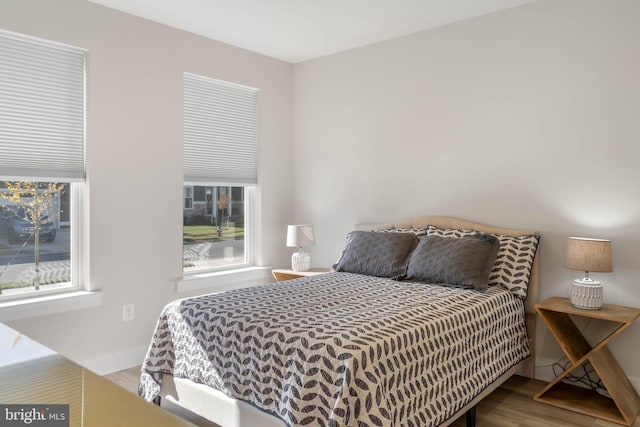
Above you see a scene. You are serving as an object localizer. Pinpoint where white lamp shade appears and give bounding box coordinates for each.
[286,225,315,248]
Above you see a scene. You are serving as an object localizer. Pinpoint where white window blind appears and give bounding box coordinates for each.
[0,31,86,181]
[184,73,258,185]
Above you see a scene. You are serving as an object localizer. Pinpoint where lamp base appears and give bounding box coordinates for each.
[570,279,603,310]
[291,251,311,272]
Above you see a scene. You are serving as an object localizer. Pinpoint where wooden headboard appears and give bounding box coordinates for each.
[357,215,540,378]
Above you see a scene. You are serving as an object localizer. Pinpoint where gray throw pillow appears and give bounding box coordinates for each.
[406,234,500,290]
[426,225,540,299]
[333,231,418,279]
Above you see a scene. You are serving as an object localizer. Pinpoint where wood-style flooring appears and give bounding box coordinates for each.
[105,367,640,427]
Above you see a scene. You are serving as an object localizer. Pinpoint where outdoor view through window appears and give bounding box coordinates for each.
[183,185,245,270]
[0,181,72,297]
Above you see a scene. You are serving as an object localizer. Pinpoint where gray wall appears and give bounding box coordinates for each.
[293,0,640,387]
[1,0,293,367]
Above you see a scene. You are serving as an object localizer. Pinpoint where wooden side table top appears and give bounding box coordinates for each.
[272,268,331,281]
[536,296,640,323]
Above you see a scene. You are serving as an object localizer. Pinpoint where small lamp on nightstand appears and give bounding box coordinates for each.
[565,237,613,310]
[286,224,315,272]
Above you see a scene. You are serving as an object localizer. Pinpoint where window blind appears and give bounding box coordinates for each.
[0,30,86,181]
[184,73,258,185]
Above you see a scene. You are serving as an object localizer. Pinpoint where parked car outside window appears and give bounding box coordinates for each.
[0,206,56,244]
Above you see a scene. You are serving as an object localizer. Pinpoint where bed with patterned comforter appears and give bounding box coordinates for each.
[139,271,530,427]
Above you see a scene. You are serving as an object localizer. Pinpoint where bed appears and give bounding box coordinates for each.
[139,216,540,427]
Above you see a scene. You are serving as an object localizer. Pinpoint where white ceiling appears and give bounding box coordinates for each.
[88,0,539,63]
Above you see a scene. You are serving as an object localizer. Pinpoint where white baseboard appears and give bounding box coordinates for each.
[77,345,148,376]
[535,357,640,394]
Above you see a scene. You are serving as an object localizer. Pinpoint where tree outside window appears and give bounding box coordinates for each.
[0,181,70,295]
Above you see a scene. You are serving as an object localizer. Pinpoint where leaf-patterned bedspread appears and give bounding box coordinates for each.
[139,272,529,427]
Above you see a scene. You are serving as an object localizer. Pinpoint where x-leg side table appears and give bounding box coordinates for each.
[534,296,640,426]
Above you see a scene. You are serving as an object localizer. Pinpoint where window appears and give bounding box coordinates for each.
[0,31,85,300]
[184,187,193,209]
[183,185,247,270]
[0,181,75,297]
[183,73,258,272]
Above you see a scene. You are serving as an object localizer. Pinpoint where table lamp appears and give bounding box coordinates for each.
[565,237,612,309]
[286,224,315,272]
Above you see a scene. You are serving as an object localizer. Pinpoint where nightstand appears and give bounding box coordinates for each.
[272,268,330,282]
[534,296,640,426]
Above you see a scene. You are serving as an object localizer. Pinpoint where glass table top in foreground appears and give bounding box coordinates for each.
[0,322,193,426]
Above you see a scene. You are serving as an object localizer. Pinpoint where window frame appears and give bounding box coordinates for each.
[182,72,259,276]
[0,29,87,304]
[184,187,194,209]
[0,181,84,303]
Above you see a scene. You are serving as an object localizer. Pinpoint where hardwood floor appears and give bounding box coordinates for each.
[105,368,640,427]
[448,375,640,427]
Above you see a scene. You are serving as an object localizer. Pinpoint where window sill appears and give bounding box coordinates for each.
[177,266,272,293]
[0,291,103,322]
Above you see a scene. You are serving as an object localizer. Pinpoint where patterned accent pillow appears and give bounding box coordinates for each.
[333,231,418,279]
[426,225,540,300]
[376,227,428,238]
[425,225,476,239]
[488,233,540,300]
[406,234,500,290]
